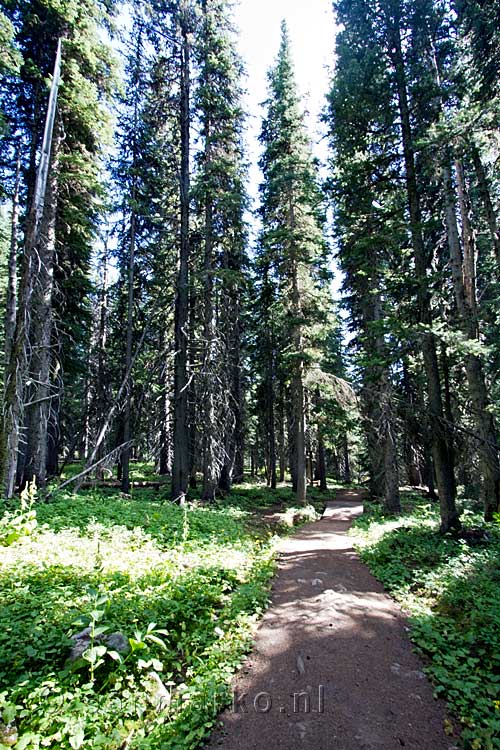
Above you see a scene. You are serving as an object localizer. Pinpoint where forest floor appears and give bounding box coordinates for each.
[205,489,455,750]
[0,476,498,750]
[0,473,325,750]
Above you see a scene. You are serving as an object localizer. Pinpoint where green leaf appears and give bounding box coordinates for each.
[15,733,39,750]
[144,634,167,650]
[82,645,107,664]
[68,726,85,750]
[129,638,146,652]
[92,625,109,637]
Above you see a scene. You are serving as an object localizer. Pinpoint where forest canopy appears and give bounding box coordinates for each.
[0,0,499,528]
[1,1,500,749]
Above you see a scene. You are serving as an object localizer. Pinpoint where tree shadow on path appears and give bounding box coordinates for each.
[205,491,455,750]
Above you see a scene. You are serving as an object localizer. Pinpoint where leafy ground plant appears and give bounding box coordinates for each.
[0,481,37,546]
[352,493,500,750]
[0,478,315,750]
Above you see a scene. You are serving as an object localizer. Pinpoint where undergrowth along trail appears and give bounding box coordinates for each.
[0,480,321,750]
[352,492,500,750]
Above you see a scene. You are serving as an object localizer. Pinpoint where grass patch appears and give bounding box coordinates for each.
[0,476,326,750]
[352,492,500,750]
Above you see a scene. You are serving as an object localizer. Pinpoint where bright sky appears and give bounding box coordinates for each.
[235,0,338,207]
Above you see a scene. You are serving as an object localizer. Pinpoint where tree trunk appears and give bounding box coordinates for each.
[359,277,399,512]
[401,362,423,486]
[331,449,339,481]
[267,346,277,489]
[158,341,172,476]
[277,385,286,482]
[95,245,109,477]
[293,368,307,504]
[187,266,198,492]
[288,193,306,504]
[361,386,385,499]
[232,354,245,483]
[290,266,306,505]
[442,156,500,519]
[121,192,136,494]
[4,151,20,369]
[226,300,244,487]
[21,126,62,489]
[423,447,437,500]
[382,392,400,513]
[288,404,297,492]
[374,285,400,512]
[470,142,500,269]
[0,44,62,499]
[456,159,477,315]
[46,393,60,477]
[201,147,218,502]
[317,432,327,491]
[342,433,351,485]
[171,20,191,504]
[387,6,459,531]
[307,447,314,487]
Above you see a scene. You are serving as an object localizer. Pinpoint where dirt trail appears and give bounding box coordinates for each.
[206,489,456,750]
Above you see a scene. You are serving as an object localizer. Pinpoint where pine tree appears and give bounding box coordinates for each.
[327,0,402,513]
[0,0,116,496]
[193,0,247,500]
[258,22,329,504]
[170,0,196,504]
[0,10,21,137]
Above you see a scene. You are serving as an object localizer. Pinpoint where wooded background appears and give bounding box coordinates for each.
[0,0,499,533]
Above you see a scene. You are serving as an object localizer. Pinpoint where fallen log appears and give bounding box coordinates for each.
[77,480,168,490]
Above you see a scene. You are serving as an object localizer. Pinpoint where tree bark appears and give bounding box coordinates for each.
[342,433,351,485]
[288,194,306,504]
[293,368,306,504]
[288,404,298,492]
[382,390,400,513]
[317,431,327,491]
[121,179,137,494]
[290,271,306,504]
[46,393,60,477]
[361,385,385,499]
[201,136,218,501]
[442,157,500,519]
[158,338,172,476]
[4,152,21,370]
[373,281,400,512]
[171,18,191,504]
[231,345,245,483]
[386,4,459,531]
[95,245,109,478]
[401,362,423,486]
[0,44,62,499]
[277,383,286,482]
[266,342,277,489]
[21,126,62,489]
[470,142,500,269]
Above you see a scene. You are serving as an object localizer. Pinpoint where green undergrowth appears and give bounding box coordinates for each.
[353,493,500,750]
[0,478,322,750]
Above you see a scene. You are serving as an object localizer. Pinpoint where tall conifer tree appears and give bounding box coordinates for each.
[258,22,328,504]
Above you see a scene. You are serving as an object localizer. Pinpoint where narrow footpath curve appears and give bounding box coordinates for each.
[206,489,456,750]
